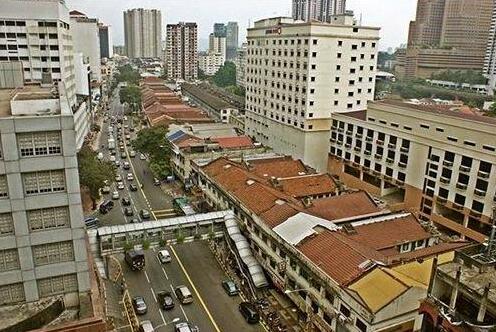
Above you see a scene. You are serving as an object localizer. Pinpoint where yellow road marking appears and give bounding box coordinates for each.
[170,245,221,332]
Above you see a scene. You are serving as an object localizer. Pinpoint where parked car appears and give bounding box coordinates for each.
[84,217,99,229]
[140,153,146,160]
[115,174,122,182]
[129,184,138,192]
[124,207,133,216]
[127,173,134,181]
[121,152,127,159]
[111,191,119,200]
[157,291,175,310]
[153,178,161,186]
[129,150,136,158]
[222,280,239,296]
[129,217,139,223]
[114,160,120,167]
[140,209,150,219]
[121,197,131,206]
[97,152,104,160]
[132,296,147,315]
[117,182,125,190]
[123,161,130,170]
[239,302,259,324]
[110,155,116,162]
[174,322,198,332]
[139,320,153,332]
[101,186,111,194]
[175,285,193,304]
[158,250,171,263]
[99,200,114,214]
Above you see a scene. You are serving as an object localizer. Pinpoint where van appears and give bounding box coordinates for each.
[99,200,114,214]
[174,285,193,304]
[239,302,260,324]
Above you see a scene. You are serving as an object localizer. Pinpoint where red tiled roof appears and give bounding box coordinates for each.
[308,191,380,222]
[260,204,300,228]
[212,136,254,149]
[247,157,309,179]
[278,174,337,198]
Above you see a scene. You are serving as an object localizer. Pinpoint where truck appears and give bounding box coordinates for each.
[125,249,145,271]
[108,137,115,150]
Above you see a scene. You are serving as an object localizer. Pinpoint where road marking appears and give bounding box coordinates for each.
[161,267,169,280]
[169,245,221,332]
[179,304,189,322]
[150,287,157,302]
[158,309,167,327]
[144,271,150,284]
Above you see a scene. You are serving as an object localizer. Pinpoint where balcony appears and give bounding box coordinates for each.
[344,143,351,149]
[398,162,407,169]
[474,188,486,197]
[470,210,482,218]
[388,143,396,149]
[443,160,453,168]
[354,146,361,152]
[356,133,363,139]
[376,140,384,146]
[337,127,344,133]
[374,153,382,160]
[330,138,336,143]
[437,196,447,204]
[346,130,353,135]
[336,140,343,146]
[400,146,409,153]
[477,170,490,179]
[453,202,464,210]
[440,176,450,184]
[386,158,394,164]
[364,150,372,156]
[365,136,373,142]
[459,165,471,173]
[331,125,337,130]
[456,182,467,190]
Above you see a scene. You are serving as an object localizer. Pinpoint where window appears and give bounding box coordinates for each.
[38,274,78,297]
[18,132,62,157]
[356,318,367,332]
[447,136,458,142]
[0,213,14,236]
[340,304,351,317]
[23,170,66,195]
[32,241,74,266]
[0,249,19,271]
[0,176,8,198]
[0,283,25,305]
[27,206,69,231]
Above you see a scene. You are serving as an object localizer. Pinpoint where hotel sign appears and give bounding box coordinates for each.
[265,26,282,35]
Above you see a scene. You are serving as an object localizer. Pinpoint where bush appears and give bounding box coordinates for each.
[176,232,185,244]
[142,239,150,250]
[123,242,133,251]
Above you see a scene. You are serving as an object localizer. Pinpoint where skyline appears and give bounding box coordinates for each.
[66,0,417,51]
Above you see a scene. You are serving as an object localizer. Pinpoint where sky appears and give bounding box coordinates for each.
[66,0,417,51]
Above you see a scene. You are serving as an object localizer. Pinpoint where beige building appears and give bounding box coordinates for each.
[166,22,198,81]
[235,43,247,87]
[328,100,496,243]
[199,52,224,76]
[245,16,379,171]
[123,8,162,59]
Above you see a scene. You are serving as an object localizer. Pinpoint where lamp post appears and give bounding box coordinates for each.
[284,288,314,331]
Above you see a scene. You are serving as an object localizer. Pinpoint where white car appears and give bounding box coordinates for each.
[114,160,120,167]
[110,155,116,162]
[140,153,146,160]
[97,152,104,160]
[125,134,131,140]
[127,173,134,181]
[117,182,125,190]
[111,191,119,200]
[158,250,171,263]
[115,174,122,182]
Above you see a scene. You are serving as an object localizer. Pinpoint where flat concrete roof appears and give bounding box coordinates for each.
[0,85,60,117]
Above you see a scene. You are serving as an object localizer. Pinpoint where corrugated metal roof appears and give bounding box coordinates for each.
[273,212,340,245]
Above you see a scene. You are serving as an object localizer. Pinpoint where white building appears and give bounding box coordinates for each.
[235,43,247,87]
[166,22,198,81]
[70,11,101,83]
[0,85,91,308]
[245,16,379,171]
[199,52,225,76]
[123,8,162,59]
[292,0,347,22]
[484,4,496,95]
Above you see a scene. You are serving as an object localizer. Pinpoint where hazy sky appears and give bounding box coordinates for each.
[66,0,417,51]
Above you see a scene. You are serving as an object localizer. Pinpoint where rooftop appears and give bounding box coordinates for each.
[0,85,61,117]
[276,174,338,198]
[308,191,381,222]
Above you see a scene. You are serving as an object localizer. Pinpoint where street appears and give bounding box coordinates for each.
[92,88,263,332]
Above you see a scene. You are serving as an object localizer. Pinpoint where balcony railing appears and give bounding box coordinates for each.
[374,153,382,160]
[354,147,361,152]
[456,182,467,190]
[440,176,450,184]
[400,146,409,153]
[459,165,471,173]
[478,170,490,179]
[365,136,373,142]
[474,188,486,197]
[386,158,394,164]
[398,162,407,169]
[443,160,453,167]
[388,143,396,149]
[364,150,371,156]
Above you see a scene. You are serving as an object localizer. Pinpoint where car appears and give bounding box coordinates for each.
[121,197,131,206]
[114,160,120,167]
[110,155,116,162]
[140,209,150,219]
[153,178,160,186]
[124,124,129,129]
[111,191,119,200]
[129,217,140,223]
[124,207,133,216]
[84,217,99,229]
[239,302,260,324]
[157,291,175,310]
[174,322,198,332]
[140,153,146,160]
[99,200,114,214]
[121,152,127,159]
[97,152,104,160]
[123,116,128,121]
[132,296,147,315]
[115,174,122,182]
[119,146,125,152]
[222,280,239,296]
[111,150,117,156]
[125,134,131,140]
[123,161,130,170]
[117,182,125,190]
[130,127,135,132]
[157,250,171,263]
[129,184,138,192]
[101,186,111,194]
[129,150,136,158]
[174,285,193,304]
[139,320,153,332]
[127,173,134,181]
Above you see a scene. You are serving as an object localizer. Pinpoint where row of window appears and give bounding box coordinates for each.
[0,207,70,238]
[23,170,66,195]
[247,37,376,49]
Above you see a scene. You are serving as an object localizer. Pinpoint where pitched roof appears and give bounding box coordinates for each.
[247,157,309,179]
[213,136,254,149]
[278,174,337,198]
[308,191,380,222]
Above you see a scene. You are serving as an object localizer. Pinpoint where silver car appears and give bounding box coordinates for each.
[133,296,147,315]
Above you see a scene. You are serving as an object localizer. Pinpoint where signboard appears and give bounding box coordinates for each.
[265,27,281,35]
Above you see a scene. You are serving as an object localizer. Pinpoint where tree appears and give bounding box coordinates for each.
[131,126,172,178]
[119,85,142,111]
[225,85,245,97]
[115,64,140,85]
[212,62,236,87]
[77,146,115,209]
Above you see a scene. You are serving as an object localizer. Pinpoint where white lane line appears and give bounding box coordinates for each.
[144,270,150,284]
[168,284,189,322]
[169,283,175,295]
[179,304,189,322]
[159,309,167,327]
[161,267,169,280]
[150,287,157,303]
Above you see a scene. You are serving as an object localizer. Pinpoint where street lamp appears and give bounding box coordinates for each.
[284,288,313,331]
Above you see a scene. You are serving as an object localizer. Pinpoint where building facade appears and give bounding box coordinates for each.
[0,85,90,308]
[123,8,162,58]
[98,23,113,59]
[245,16,379,171]
[166,22,198,81]
[408,0,445,47]
[199,52,224,76]
[292,0,347,22]
[69,11,102,83]
[235,43,247,87]
[484,4,496,95]
[328,100,496,243]
[226,22,239,60]
[208,33,226,62]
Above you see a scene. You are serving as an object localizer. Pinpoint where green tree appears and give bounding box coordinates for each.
[225,85,245,97]
[119,85,142,112]
[115,64,140,85]
[212,62,236,87]
[131,126,172,178]
[488,102,496,117]
[77,146,115,209]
